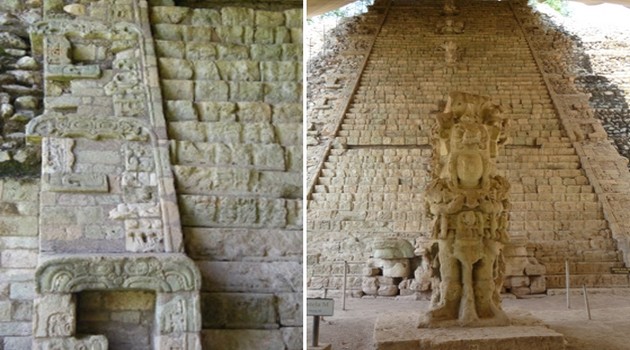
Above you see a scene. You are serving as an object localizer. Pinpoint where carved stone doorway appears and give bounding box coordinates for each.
[33,255,201,350]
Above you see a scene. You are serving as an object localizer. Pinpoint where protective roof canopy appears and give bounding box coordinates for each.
[307,0,630,18]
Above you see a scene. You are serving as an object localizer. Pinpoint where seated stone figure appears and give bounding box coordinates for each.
[421,91,510,328]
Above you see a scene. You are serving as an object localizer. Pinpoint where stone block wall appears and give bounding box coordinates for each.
[151,5,303,349]
[0,179,39,349]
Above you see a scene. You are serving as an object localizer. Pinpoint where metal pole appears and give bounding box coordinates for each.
[582,285,591,320]
[311,315,320,347]
[342,261,348,311]
[565,259,570,309]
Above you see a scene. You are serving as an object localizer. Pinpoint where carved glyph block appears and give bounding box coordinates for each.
[34,335,107,350]
[33,294,75,338]
[156,292,202,334]
[43,173,109,193]
[46,64,101,80]
[42,138,74,174]
[157,333,202,350]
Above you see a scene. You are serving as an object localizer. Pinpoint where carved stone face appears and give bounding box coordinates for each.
[456,153,484,188]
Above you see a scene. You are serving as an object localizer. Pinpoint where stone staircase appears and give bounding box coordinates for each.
[499,140,626,288]
[151,5,304,344]
[308,0,629,290]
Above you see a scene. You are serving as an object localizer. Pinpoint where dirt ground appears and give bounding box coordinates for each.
[307,290,630,349]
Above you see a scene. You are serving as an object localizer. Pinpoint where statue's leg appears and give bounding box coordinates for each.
[458,256,479,325]
[427,238,461,322]
[473,240,508,323]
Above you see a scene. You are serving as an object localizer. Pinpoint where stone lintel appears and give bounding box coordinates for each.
[374,312,565,350]
[36,253,201,294]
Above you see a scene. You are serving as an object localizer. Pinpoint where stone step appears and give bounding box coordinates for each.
[505,219,608,232]
[501,168,588,178]
[542,261,625,275]
[535,250,622,263]
[508,192,598,203]
[172,165,301,199]
[170,140,298,171]
[167,121,301,146]
[509,210,604,221]
[545,273,629,289]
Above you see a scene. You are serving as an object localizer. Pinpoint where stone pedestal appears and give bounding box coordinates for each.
[308,343,332,350]
[374,312,565,350]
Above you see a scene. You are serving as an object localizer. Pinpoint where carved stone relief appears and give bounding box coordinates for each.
[34,294,75,338]
[42,138,74,174]
[441,41,459,65]
[44,36,71,65]
[43,172,109,193]
[27,113,150,142]
[34,335,108,350]
[32,2,200,349]
[46,64,101,80]
[421,92,510,328]
[36,255,201,294]
[104,69,146,118]
[441,0,459,16]
[436,19,464,34]
[157,293,201,334]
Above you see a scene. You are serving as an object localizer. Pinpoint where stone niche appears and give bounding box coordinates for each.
[32,255,201,350]
[76,290,156,349]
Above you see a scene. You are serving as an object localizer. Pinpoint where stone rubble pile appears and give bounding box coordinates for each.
[361,239,417,297]
[0,4,43,176]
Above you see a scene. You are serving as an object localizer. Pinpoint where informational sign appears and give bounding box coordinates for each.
[611,267,630,274]
[307,298,334,316]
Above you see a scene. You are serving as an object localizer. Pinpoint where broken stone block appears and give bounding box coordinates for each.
[367,258,411,278]
[378,285,398,296]
[511,286,531,296]
[363,267,380,276]
[504,275,530,289]
[529,276,546,294]
[372,238,415,259]
[361,277,378,295]
[525,263,547,276]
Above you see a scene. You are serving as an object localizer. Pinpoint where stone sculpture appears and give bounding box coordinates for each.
[421,91,510,327]
[442,0,459,16]
[441,41,458,65]
[436,19,464,34]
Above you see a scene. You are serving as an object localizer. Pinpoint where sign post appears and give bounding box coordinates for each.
[307,298,334,348]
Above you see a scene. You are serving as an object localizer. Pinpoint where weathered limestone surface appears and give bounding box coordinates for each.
[307,0,629,295]
[374,312,565,350]
[0,1,302,348]
[25,0,203,349]
[153,5,303,349]
[0,179,39,347]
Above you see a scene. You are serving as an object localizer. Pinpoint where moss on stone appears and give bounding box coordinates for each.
[0,159,40,179]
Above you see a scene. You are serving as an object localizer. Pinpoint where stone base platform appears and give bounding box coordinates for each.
[308,343,332,350]
[374,312,565,350]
